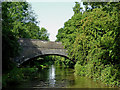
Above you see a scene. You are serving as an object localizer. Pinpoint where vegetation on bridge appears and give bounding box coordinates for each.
[56,2,120,87]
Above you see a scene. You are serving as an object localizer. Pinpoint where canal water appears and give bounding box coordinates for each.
[18,65,111,88]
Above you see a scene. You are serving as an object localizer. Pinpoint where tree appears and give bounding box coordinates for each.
[73,2,83,14]
[56,2,120,86]
[56,28,64,42]
[39,27,49,41]
[56,2,84,58]
[2,1,49,71]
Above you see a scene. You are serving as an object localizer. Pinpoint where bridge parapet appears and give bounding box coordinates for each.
[19,38,64,49]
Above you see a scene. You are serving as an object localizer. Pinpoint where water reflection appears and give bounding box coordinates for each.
[17,65,112,88]
[49,65,56,87]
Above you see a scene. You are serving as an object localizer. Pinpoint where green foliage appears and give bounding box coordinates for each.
[2,55,56,88]
[21,68,38,80]
[56,2,120,87]
[2,1,50,71]
[52,56,74,68]
[73,2,82,14]
[2,2,50,40]
[2,1,50,88]
[2,67,24,87]
[39,27,50,41]
[2,67,39,88]
[56,28,64,42]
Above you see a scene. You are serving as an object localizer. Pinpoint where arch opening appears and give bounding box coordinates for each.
[19,54,71,67]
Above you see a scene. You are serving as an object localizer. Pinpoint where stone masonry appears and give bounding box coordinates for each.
[14,38,68,65]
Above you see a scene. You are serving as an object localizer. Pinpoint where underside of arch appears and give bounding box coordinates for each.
[18,53,70,66]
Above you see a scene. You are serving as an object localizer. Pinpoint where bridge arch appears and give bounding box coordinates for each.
[18,54,70,66]
[14,38,69,66]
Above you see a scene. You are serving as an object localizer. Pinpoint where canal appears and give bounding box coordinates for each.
[17,64,111,88]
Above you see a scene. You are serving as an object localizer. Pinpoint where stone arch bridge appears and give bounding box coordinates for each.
[14,38,68,66]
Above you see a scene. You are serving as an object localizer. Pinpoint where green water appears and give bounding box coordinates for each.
[18,65,114,88]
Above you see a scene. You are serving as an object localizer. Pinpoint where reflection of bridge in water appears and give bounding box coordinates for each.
[14,38,68,65]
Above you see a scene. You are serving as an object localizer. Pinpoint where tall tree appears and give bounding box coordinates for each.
[56,2,120,86]
[2,1,49,71]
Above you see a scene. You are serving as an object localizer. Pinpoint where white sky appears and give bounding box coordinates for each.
[28,1,84,41]
[27,0,82,2]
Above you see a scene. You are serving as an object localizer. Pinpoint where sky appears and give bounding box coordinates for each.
[28,1,84,41]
